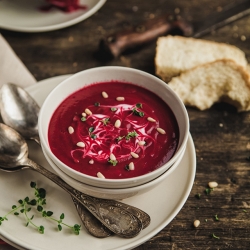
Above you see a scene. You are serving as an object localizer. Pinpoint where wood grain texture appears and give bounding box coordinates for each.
[1,0,250,249]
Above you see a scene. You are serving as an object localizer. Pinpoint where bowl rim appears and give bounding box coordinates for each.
[38,66,189,185]
[42,141,186,193]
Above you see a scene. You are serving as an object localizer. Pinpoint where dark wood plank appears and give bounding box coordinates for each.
[1,0,250,249]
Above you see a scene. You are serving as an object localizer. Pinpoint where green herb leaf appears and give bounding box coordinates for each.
[108,159,118,166]
[214,214,219,221]
[126,131,138,140]
[116,136,124,142]
[205,188,213,195]
[38,188,46,199]
[30,182,36,188]
[102,118,110,125]
[29,199,37,206]
[60,213,65,220]
[136,103,142,108]
[212,233,220,239]
[58,224,62,231]
[46,211,53,217]
[37,205,43,212]
[195,193,201,199]
[81,117,86,122]
[39,226,45,234]
[132,108,144,117]
[125,165,130,171]
[111,107,117,112]
[89,127,95,133]
[91,134,97,139]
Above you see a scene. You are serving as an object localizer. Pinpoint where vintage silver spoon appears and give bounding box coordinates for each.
[0,83,151,237]
[0,123,143,238]
[0,83,40,144]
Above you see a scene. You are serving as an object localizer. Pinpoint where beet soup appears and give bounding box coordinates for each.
[48,81,179,179]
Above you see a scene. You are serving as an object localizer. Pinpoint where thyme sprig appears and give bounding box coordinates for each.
[125,131,138,140]
[0,182,81,235]
[108,159,118,166]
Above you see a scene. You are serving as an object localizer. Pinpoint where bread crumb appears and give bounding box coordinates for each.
[241,35,246,41]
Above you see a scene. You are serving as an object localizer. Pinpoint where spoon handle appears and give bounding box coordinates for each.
[71,197,113,238]
[25,158,143,238]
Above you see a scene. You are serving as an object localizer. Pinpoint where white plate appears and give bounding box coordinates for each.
[0,0,106,32]
[0,75,196,250]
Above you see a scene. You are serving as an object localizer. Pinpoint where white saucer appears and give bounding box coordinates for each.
[0,0,106,32]
[0,75,196,250]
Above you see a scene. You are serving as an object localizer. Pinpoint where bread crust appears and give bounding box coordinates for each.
[168,59,250,112]
[155,35,248,82]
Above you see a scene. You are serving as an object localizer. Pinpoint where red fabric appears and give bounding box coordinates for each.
[0,239,7,244]
[45,0,87,12]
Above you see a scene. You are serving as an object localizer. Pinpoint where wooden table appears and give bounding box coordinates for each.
[1,0,250,249]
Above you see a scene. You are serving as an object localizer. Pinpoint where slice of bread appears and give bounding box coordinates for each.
[155,35,248,82]
[168,59,250,112]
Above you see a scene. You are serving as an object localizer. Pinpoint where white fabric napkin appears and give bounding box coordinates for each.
[0,34,37,88]
[0,34,37,249]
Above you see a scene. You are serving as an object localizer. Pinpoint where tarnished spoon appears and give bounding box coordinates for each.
[0,83,40,144]
[0,83,151,237]
[0,123,143,238]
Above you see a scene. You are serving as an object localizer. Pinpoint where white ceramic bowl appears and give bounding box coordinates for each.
[38,66,189,189]
[42,143,186,200]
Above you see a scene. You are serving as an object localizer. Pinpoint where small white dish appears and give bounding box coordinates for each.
[39,67,190,189]
[0,0,106,32]
[0,75,196,250]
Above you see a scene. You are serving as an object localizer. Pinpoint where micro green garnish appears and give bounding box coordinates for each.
[94,102,100,107]
[116,136,124,142]
[125,165,130,171]
[126,131,138,140]
[81,117,86,122]
[205,188,213,195]
[195,193,201,199]
[211,233,220,239]
[136,103,142,108]
[0,181,81,235]
[214,214,219,221]
[108,159,118,166]
[111,107,117,112]
[89,127,96,139]
[132,108,144,117]
[243,209,247,213]
[102,118,110,125]
[89,127,95,133]
[91,134,97,139]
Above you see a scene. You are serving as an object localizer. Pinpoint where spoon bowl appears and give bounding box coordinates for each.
[0,123,28,167]
[0,83,40,143]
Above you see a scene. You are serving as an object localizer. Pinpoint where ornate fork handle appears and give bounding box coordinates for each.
[26,158,143,238]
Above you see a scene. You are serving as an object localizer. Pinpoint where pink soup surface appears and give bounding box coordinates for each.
[48,81,179,179]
